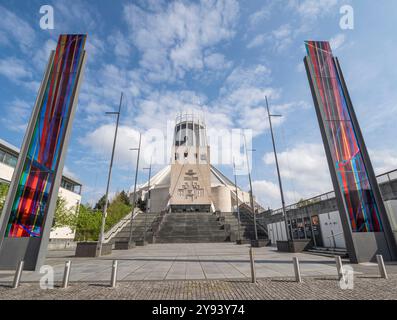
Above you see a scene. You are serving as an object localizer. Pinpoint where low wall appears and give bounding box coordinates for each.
[47,239,77,251]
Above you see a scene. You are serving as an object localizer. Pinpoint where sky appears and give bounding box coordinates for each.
[0,0,397,210]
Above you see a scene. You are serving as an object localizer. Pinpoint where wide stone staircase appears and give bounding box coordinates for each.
[107,212,161,245]
[106,208,269,245]
[154,212,228,243]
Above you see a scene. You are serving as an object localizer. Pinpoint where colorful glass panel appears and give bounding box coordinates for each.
[305,40,382,232]
[6,34,86,237]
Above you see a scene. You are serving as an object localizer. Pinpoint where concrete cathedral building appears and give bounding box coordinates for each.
[101,113,268,245]
[132,114,263,215]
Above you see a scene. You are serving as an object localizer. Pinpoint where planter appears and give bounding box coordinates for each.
[236,239,251,245]
[277,239,312,253]
[251,239,271,248]
[114,241,136,250]
[75,242,112,257]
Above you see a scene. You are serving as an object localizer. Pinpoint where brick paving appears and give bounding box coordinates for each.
[1,275,396,300]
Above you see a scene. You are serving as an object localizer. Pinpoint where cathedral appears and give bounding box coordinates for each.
[133,113,264,215]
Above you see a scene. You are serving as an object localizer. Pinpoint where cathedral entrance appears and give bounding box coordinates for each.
[170,205,211,213]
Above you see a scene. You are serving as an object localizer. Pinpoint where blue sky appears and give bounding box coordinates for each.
[0,0,396,209]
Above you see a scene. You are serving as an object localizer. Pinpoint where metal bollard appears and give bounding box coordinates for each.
[62,260,72,289]
[293,257,302,283]
[249,247,256,283]
[110,260,118,288]
[376,255,388,279]
[12,260,24,289]
[335,256,344,281]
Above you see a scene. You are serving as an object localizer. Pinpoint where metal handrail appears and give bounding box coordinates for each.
[325,231,345,249]
[326,231,344,239]
[103,209,141,243]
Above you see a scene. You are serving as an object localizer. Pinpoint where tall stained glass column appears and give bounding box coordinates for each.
[0,35,87,270]
[304,40,397,262]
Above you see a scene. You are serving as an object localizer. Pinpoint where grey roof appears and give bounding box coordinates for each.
[0,138,82,186]
[0,138,20,155]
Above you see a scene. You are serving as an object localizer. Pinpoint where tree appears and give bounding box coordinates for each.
[52,196,76,229]
[0,182,9,215]
[74,204,102,241]
[117,190,131,206]
[136,197,146,211]
[105,195,132,231]
[94,194,108,211]
[74,193,133,242]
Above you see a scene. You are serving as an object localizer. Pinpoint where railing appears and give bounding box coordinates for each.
[234,204,268,236]
[326,231,345,249]
[104,209,141,243]
[152,211,168,239]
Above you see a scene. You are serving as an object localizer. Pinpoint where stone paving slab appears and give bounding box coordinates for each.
[0,243,396,284]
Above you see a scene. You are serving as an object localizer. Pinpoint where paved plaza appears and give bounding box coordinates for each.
[1,243,396,282]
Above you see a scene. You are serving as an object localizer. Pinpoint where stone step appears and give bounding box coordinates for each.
[155,237,228,243]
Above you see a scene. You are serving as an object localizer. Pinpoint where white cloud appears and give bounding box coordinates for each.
[32,39,58,72]
[216,64,310,137]
[0,5,36,52]
[1,98,32,132]
[53,2,99,31]
[288,0,339,18]
[252,179,299,209]
[247,24,294,52]
[79,124,143,167]
[204,53,232,70]
[248,6,272,27]
[263,143,333,200]
[369,149,397,175]
[123,0,239,81]
[63,166,79,181]
[222,64,272,92]
[0,57,32,82]
[107,31,133,59]
[329,33,346,51]
[247,34,266,49]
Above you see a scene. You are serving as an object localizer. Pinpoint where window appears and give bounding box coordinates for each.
[0,150,17,168]
[60,179,81,194]
[4,153,17,167]
[0,150,5,163]
[200,154,206,161]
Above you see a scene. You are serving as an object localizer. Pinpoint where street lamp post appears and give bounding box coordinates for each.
[128,132,142,247]
[243,133,258,242]
[265,95,291,241]
[97,92,123,256]
[142,159,152,244]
